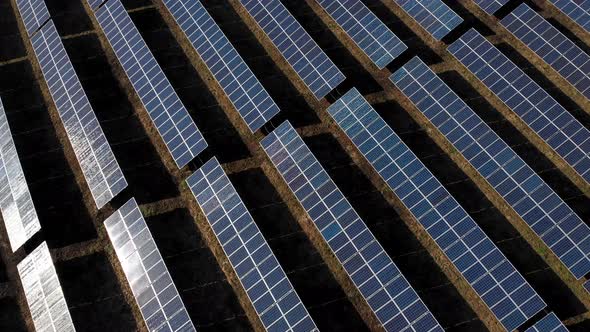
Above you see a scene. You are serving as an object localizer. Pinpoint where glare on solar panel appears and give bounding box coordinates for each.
[549,0,590,33]
[29,20,127,209]
[17,242,76,332]
[391,55,590,280]
[15,0,50,36]
[187,157,317,331]
[393,0,463,40]
[162,0,280,132]
[525,312,569,332]
[104,198,195,332]
[473,0,509,15]
[0,98,41,252]
[328,88,546,331]
[501,4,590,99]
[93,0,207,168]
[317,0,407,69]
[261,121,443,332]
[239,0,346,99]
[448,28,590,186]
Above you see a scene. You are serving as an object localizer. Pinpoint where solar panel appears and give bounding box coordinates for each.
[584,279,590,293]
[104,198,195,332]
[525,312,569,332]
[0,98,41,252]
[14,0,50,36]
[239,0,346,99]
[29,20,128,209]
[161,0,280,132]
[17,242,75,332]
[549,0,590,33]
[317,0,407,69]
[87,0,105,11]
[328,88,546,331]
[473,0,509,15]
[391,56,590,280]
[260,120,442,332]
[448,28,590,185]
[393,0,463,40]
[501,4,590,99]
[187,157,317,331]
[93,0,207,168]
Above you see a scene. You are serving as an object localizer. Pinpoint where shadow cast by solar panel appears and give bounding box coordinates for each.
[0,62,97,248]
[228,168,370,331]
[44,0,93,36]
[62,34,179,203]
[120,0,153,10]
[0,298,27,332]
[303,133,487,330]
[57,253,136,332]
[373,100,586,318]
[146,208,253,331]
[439,70,590,223]
[0,2,26,61]
[570,319,590,332]
[202,1,321,129]
[128,8,251,164]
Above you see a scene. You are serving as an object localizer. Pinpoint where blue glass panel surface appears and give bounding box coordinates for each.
[393,0,463,40]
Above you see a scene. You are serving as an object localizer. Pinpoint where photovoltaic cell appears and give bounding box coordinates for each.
[317,0,407,68]
[30,21,127,209]
[391,56,590,280]
[15,0,50,36]
[501,4,590,99]
[104,198,195,332]
[93,0,207,168]
[525,312,569,332]
[260,121,442,332]
[0,99,41,252]
[239,0,346,99]
[549,0,590,33]
[87,0,105,11]
[393,0,463,40]
[448,28,590,185]
[187,157,317,331]
[473,0,508,15]
[17,242,75,332]
[328,88,546,331]
[161,0,280,132]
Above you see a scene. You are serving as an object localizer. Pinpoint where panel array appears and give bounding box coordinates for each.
[161,0,280,132]
[473,0,508,15]
[261,121,442,332]
[391,56,590,279]
[239,0,345,99]
[393,0,463,40]
[17,242,75,332]
[15,0,50,36]
[30,21,127,208]
[187,157,316,331]
[328,88,546,331]
[525,312,569,332]
[93,0,207,168]
[448,28,590,184]
[501,4,590,99]
[317,0,407,69]
[104,198,195,332]
[549,0,590,33]
[0,99,41,251]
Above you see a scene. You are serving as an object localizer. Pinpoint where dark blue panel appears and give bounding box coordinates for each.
[394,0,463,40]
[15,0,50,36]
[474,0,508,14]
[525,312,568,332]
[549,0,590,33]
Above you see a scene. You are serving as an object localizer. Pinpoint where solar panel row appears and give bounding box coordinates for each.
[104,198,195,332]
[30,21,128,209]
[473,0,509,15]
[549,0,590,33]
[449,28,590,185]
[317,0,407,69]
[0,98,41,252]
[187,157,317,331]
[501,4,590,99]
[161,0,280,132]
[393,0,463,40]
[525,312,569,332]
[392,56,590,280]
[15,0,50,36]
[88,0,104,11]
[92,0,207,168]
[17,242,76,332]
[261,121,443,332]
[239,0,346,99]
[328,88,546,331]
